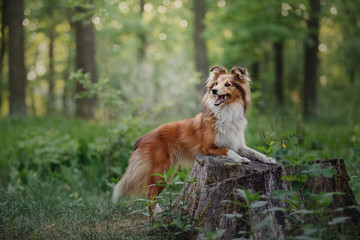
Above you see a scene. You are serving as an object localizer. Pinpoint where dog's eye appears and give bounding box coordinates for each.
[225,83,231,87]
[215,82,218,86]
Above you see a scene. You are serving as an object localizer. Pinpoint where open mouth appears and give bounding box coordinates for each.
[214,94,230,106]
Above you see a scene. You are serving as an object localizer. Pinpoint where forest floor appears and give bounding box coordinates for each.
[0,115,359,239]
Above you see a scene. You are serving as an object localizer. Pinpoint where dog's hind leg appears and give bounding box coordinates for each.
[146,174,165,213]
[146,162,173,214]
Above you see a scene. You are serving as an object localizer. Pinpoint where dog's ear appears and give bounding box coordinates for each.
[209,66,227,79]
[206,66,227,90]
[210,66,227,74]
[231,66,251,82]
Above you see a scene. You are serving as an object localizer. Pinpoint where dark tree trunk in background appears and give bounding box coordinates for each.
[194,0,208,93]
[138,0,146,61]
[349,68,355,84]
[303,0,320,118]
[251,61,260,81]
[0,1,8,113]
[62,40,72,115]
[6,0,27,117]
[47,15,55,115]
[251,61,266,113]
[274,41,284,105]
[73,7,97,119]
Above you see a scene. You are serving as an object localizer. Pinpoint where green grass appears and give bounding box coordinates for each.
[0,181,150,239]
[0,113,359,239]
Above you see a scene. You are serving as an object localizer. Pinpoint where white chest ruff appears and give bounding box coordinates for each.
[209,103,247,152]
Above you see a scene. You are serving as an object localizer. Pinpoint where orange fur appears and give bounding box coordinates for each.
[112,66,275,207]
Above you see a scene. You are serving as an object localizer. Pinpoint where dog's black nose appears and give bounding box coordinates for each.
[212,89,218,94]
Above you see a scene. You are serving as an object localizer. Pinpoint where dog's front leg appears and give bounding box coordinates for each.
[238,146,277,164]
[207,147,251,163]
[226,149,251,163]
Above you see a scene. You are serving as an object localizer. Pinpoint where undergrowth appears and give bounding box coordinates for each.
[0,112,359,239]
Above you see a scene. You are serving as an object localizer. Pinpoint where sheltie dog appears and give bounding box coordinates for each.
[112,66,277,211]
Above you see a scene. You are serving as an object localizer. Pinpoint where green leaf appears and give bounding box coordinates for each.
[301,164,322,176]
[322,166,336,178]
[173,219,184,228]
[328,217,350,225]
[272,189,296,199]
[301,223,326,236]
[212,229,226,239]
[248,192,262,202]
[166,165,176,179]
[253,216,271,231]
[250,201,267,209]
[290,209,314,215]
[177,172,188,180]
[281,175,296,181]
[152,173,165,178]
[129,209,149,216]
[236,189,247,200]
[284,199,299,210]
[221,213,244,218]
[291,181,302,191]
[135,198,149,203]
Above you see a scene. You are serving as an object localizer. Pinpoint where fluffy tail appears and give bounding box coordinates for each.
[112,151,150,203]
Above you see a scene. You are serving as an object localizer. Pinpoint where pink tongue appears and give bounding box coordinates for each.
[215,96,224,105]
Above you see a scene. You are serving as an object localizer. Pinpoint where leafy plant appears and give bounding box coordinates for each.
[196,227,226,240]
[130,166,197,238]
[222,188,269,239]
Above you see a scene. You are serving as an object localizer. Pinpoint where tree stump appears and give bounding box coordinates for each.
[175,156,359,239]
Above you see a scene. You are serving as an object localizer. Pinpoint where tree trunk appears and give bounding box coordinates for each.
[47,25,55,115]
[251,61,260,82]
[138,0,146,61]
[304,159,360,232]
[193,0,208,93]
[62,18,73,116]
[303,0,320,118]
[73,6,97,119]
[0,1,8,113]
[274,41,284,105]
[175,156,359,239]
[6,0,27,117]
[62,42,72,116]
[349,68,355,84]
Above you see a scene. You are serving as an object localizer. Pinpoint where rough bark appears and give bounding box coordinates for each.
[304,159,359,231]
[6,0,27,117]
[303,0,320,118]
[176,156,359,239]
[73,6,97,119]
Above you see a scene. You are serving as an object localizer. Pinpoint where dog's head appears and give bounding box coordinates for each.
[203,66,251,112]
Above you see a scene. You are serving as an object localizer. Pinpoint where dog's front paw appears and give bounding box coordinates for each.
[260,156,277,165]
[227,150,251,164]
